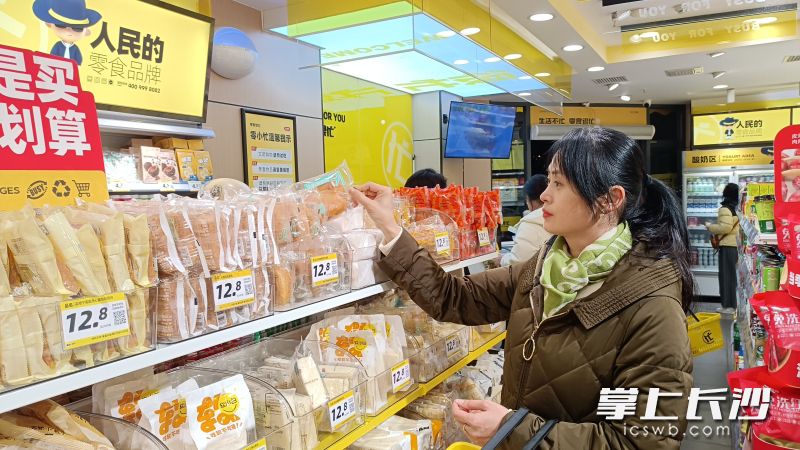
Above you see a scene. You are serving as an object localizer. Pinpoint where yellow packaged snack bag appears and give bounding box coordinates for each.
[5,208,72,296]
[176,149,198,182]
[14,298,56,380]
[74,224,113,294]
[30,296,79,374]
[99,213,135,292]
[19,399,115,449]
[195,150,213,182]
[185,374,255,450]
[0,417,95,450]
[0,296,31,386]
[122,213,154,287]
[40,211,108,297]
[119,289,151,354]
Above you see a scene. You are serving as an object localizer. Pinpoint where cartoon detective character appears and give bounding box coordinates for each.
[33,0,102,66]
[719,117,738,140]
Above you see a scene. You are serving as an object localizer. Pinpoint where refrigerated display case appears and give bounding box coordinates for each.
[682,159,773,297]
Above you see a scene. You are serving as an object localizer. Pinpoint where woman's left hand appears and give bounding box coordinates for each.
[452,399,511,446]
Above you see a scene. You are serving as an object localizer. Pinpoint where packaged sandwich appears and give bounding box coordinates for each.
[185,199,226,273]
[407,209,460,264]
[271,193,310,247]
[165,198,209,278]
[185,374,255,450]
[0,240,11,297]
[121,212,156,287]
[137,378,199,448]
[0,296,31,386]
[19,400,115,449]
[0,416,97,449]
[294,161,353,221]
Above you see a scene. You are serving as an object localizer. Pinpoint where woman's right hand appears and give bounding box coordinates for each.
[349,183,402,243]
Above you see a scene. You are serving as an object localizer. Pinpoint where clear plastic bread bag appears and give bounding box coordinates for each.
[184,373,255,450]
[407,208,460,264]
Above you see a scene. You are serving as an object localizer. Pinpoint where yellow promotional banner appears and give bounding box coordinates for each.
[531,106,647,127]
[683,148,773,169]
[794,108,800,125]
[2,0,213,120]
[241,110,298,191]
[693,109,792,147]
[0,171,108,210]
[322,70,413,188]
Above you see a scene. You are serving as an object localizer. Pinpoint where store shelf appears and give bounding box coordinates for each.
[0,252,498,413]
[323,331,507,450]
[98,116,215,139]
[738,214,777,245]
[107,180,202,195]
[691,266,719,274]
[686,212,718,217]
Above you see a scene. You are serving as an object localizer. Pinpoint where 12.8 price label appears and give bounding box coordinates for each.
[328,390,357,431]
[60,293,130,350]
[240,438,266,450]
[435,232,450,255]
[391,359,412,393]
[212,269,255,312]
[477,228,491,247]
[311,254,339,287]
[445,333,462,360]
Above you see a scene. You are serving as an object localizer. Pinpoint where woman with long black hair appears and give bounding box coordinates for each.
[351,127,694,449]
[706,182,740,313]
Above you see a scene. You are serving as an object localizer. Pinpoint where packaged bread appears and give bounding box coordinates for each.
[14,297,57,380]
[156,277,192,342]
[277,388,318,450]
[0,241,10,297]
[114,200,186,278]
[74,223,113,294]
[232,203,258,270]
[407,211,460,264]
[121,212,155,287]
[0,416,97,450]
[39,209,108,297]
[165,199,209,278]
[70,207,136,292]
[19,400,115,449]
[294,161,353,220]
[252,265,271,318]
[299,189,326,237]
[269,264,294,311]
[351,428,411,450]
[185,199,225,272]
[185,373,255,450]
[4,207,73,296]
[119,289,152,354]
[255,194,278,266]
[272,193,310,246]
[0,296,31,385]
[292,356,328,409]
[137,378,198,448]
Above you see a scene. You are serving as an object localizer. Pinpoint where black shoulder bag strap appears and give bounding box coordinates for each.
[481,409,559,450]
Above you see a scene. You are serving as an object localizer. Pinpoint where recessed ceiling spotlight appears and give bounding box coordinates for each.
[529,13,554,21]
[535,72,551,77]
[484,56,501,63]
[518,92,532,97]
[460,27,481,36]
[518,75,533,80]
[587,66,605,72]
[713,84,729,89]
[504,53,522,60]
[709,51,726,58]
[453,59,470,65]
[608,83,619,91]
[612,10,631,21]
[620,95,631,102]
[712,71,726,79]
[745,16,777,25]
[435,30,456,38]
[639,31,659,39]
[563,44,583,52]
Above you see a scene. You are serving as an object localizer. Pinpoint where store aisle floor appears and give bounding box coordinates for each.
[681,303,735,450]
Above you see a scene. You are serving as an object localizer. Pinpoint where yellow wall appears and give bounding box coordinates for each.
[322,70,414,188]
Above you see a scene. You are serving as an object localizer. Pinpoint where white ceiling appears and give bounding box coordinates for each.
[231,0,800,105]
[492,0,800,104]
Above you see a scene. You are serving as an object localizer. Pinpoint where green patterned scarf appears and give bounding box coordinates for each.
[540,222,633,319]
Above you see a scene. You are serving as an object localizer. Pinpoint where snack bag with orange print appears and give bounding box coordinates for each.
[137,378,199,449]
[185,374,255,450]
[327,328,387,415]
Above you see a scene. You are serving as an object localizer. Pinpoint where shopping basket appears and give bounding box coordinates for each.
[687,312,724,357]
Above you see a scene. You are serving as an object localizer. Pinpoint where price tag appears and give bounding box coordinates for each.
[434,232,450,255]
[160,181,175,192]
[188,181,202,190]
[311,253,339,287]
[60,293,130,350]
[477,228,491,247]
[445,333,462,360]
[212,269,255,312]
[391,359,412,393]
[328,390,357,431]
[109,181,125,191]
[240,439,266,450]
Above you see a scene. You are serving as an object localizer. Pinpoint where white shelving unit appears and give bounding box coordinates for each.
[738,213,778,245]
[0,252,497,414]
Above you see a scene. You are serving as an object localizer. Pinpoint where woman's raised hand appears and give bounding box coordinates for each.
[349,183,402,243]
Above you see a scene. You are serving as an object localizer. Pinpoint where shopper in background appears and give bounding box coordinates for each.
[705,182,740,314]
[405,168,447,189]
[351,127,693,450]
[501,174,551,266]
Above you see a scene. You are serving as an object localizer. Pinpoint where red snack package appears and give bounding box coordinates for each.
[751,291,800,388]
